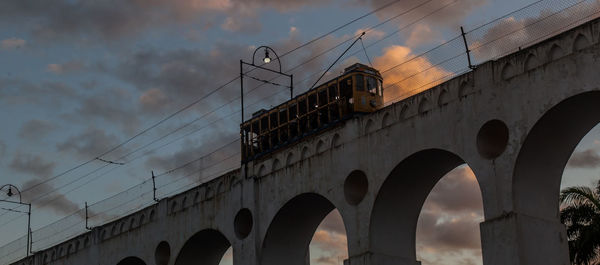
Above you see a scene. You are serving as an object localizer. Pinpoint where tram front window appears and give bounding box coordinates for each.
[366,76,378,95]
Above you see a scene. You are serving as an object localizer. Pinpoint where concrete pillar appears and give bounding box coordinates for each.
[480,212,569,265]
[344,252,420,265]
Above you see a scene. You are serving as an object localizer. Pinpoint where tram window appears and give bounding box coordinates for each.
[251,121,259,134]
[355,75,364,91]
[299,98,307,116]
[279,108,288,124]
[289,103,297,119]
[378,80,383,96]
[260,116,268,134]
[340,76,352,99]
[309,93,317,111]
[270,112,278,128]
[328,85,338,101]
[318,89,327,107]
[367,76,378,94]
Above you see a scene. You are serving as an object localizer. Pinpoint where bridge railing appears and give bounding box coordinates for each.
[1,0,600,264]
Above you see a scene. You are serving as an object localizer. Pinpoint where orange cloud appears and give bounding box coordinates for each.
[1,37,26,50]
[373,45,450,103]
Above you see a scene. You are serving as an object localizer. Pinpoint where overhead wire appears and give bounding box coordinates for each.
[6,0,446,211]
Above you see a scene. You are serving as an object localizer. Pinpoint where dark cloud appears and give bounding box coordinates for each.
[67,86,141,133]
[0,0,329,42]
[57,127,123,158]
[144,125,238,180]
[9,153,56,178]
[18,119,56,140]
[21,179,81,216]
[568,149,600,169]
[0,79,77,107]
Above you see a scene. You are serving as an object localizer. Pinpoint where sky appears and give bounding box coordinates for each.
[1,0,600,264]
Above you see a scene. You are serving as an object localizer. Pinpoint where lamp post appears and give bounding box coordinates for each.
[0,184,32,256]
[239,46,293,174]
[240,46,293,124]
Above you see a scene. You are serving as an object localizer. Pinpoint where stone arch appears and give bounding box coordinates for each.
[257,164,266,178]
[285,152,294,167]
[139,214,145,226]
[370,149,478,262]
[365,119,375,134]
[315,139,325,153]
[514,91,600,219]
[261,193,346,265]
[149,210,155,221]
[331,133,341,148]
[272,158,280,172]
[437,89,449,106]
[129,217,136,229]
[171,200,178,214]
[120,222,125,233]
[548,43,564,61]
[300,146,310,160]
[111,225,117,236]
[117,256,146,265]
[193,191,200,203]
[512,91,600,263]
[573,33,589,51]
[524,53,538,72]
[399,104,409,120]
[418,98,430,114]
[181,196,188,210]
[501,62,515,80]
[75,240,80,251]
[458,81,469,98]
[67,244,72,255]
[381,112,391,128]
[174,229,231,265]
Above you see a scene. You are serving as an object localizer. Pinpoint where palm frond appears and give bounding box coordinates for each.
[560,186,600,211]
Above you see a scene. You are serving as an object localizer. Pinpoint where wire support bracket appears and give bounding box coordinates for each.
[461,26,477,70]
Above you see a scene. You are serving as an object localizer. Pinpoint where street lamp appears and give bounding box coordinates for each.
[0,184,32,256]
[239,46,293,176]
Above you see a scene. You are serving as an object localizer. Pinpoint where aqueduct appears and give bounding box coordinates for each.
[12,16,600,265]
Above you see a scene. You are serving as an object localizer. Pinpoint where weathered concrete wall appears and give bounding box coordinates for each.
[12,17,600,265]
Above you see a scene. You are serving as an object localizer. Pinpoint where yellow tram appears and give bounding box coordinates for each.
[241,63,384,162]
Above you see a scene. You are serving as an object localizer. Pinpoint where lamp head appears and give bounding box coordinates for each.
[7,186,13,197]
[263,48,271,63]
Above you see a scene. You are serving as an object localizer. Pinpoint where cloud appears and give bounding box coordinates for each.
[404,24,441,48]
[355,28,386,41]
[0,0,330,42]
[21,178,81,216]
[57,127,123,159]
[139,88,169,114]
[46,61,85,74]
[373,45,451,102]
[359,0,487,28]
[310,229,348,265]
[9,153,56,178]
[1,37,26,50]
[469,1,600,60]
[0,141,6,161]
[0,79,78,106]
[18,119,56,140]
[567,149,600,169]
[67,86,141,133]
[415,166,484,265]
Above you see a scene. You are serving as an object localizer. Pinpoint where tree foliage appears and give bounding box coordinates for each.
[560,180,600,265]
